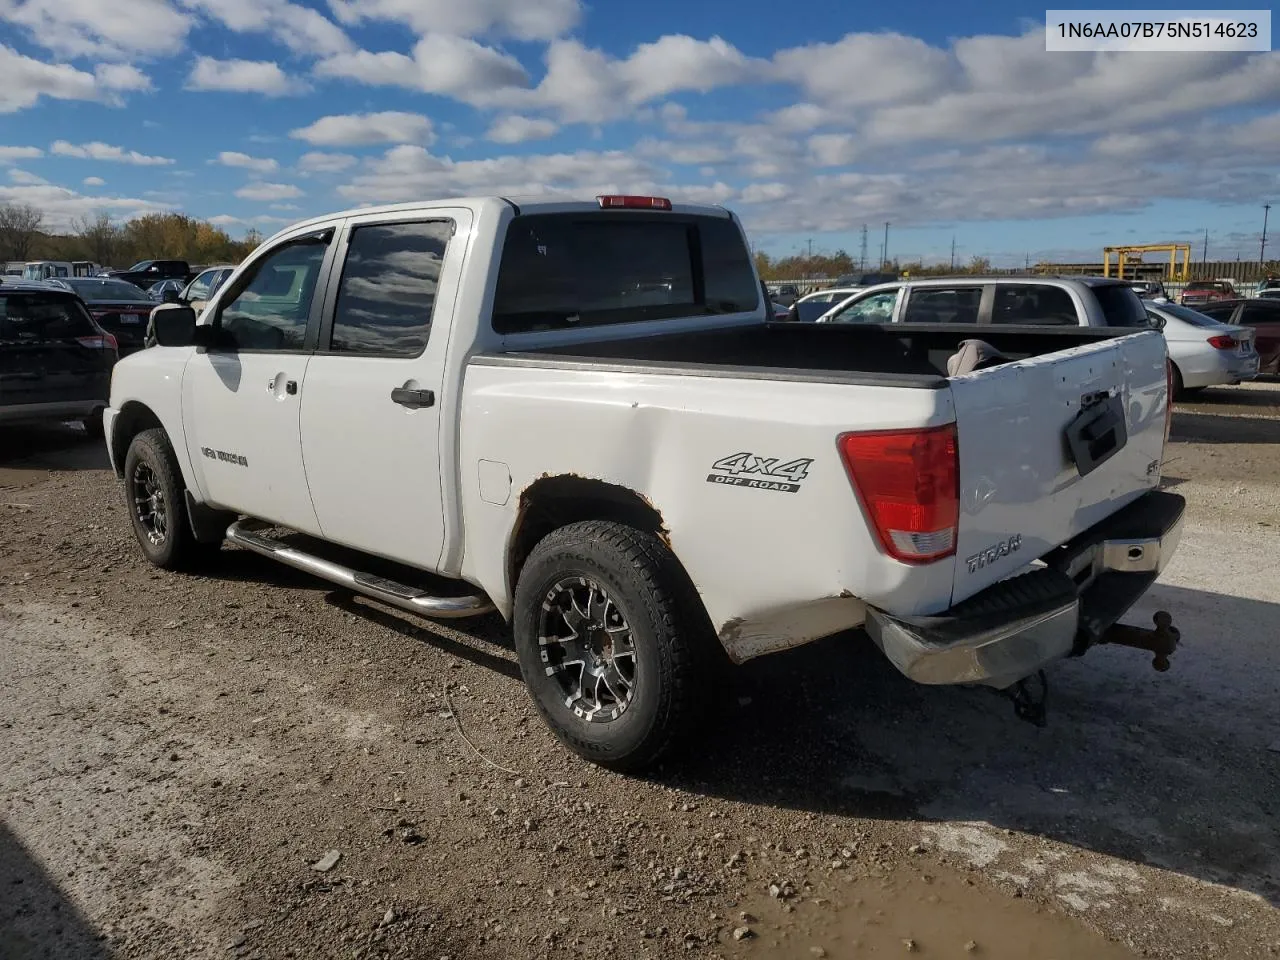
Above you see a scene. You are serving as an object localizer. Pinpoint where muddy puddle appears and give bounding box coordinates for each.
[728,865,1137,959]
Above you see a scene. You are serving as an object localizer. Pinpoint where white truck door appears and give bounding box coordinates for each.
[298,211,469,570]
[180,230,336,534]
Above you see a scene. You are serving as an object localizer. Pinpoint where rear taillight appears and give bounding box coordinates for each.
[77,332,118,353]
[838,424,959,563]
[1207,334,1237,350]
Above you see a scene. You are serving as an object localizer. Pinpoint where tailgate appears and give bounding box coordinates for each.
[948,330,1168,605]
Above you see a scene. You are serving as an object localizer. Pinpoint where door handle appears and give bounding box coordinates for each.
[266,377,298,395]
[391,387,435,409]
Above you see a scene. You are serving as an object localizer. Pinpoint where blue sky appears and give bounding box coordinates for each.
[1,0,1276,266]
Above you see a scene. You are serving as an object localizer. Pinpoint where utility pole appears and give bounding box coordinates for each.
[1202,228,1208,264]
[883,222,890,268]
[859,224,868,272]
[950,235,956,271]
[1262,204,1271,263]
[1024,252,1030,271]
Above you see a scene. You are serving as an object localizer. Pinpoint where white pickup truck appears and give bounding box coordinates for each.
[106,195,1185,770]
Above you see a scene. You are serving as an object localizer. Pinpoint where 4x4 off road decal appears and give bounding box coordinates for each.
[707,452,813,493]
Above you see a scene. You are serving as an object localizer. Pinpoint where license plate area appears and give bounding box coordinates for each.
[119,314,140,324]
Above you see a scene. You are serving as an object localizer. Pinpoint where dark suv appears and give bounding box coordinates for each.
[0,281,118,436]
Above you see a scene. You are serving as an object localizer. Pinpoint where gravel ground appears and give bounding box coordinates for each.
[2,382,1279,960]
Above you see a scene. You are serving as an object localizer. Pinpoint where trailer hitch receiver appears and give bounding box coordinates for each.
[1098,611,1180,672]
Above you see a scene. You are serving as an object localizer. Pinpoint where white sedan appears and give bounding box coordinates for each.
[1145,300,1259,396]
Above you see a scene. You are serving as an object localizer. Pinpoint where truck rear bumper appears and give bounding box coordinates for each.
[865,490,1185,688]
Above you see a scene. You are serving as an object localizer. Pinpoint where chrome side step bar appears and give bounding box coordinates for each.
[225,519,495,620]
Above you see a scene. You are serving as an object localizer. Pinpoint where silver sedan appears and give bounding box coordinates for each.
[1145,300,1259,396]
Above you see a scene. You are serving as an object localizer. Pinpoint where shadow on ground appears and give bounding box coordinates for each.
[1171,411,1280,444]
[0,424,110,489]
[0,823,107,960]
[645,583,1280,906]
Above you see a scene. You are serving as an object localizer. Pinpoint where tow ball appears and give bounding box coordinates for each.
[1098,611,1181,672]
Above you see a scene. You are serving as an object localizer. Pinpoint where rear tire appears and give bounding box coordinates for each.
[123,428,220,570]
[513,521,705,772]
[1170,364,1186,400]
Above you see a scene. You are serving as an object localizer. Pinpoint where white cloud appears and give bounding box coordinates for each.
[617,35,757,103]
[486,115,559,144]
[187,57,309,96]
[0,182,167,230]
[208,214,244,227]
[739,182,792,204]
[773,33,955,108]
[50,140,174,165]
[337,144,661,203]
[216,151,278,173]
[94,62,152,91]
[635,139,730,165]
[297,151,357,173]
[83,175,105,186]
[808,133,859,167]
[513,35,762,123]
[269,203,300,211]
[0,145,43,163]
[290,111,435,147]
[315,34,528,103]
[325,0,581,41]
[0,44,138,112]
[234,181,304,201]
[8,169,46,185]
[179,0,352,56]
[0,0,191,59]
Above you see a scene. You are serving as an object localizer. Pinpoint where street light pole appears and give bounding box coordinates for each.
[1262,204,1272,263]
[883,221,890,268]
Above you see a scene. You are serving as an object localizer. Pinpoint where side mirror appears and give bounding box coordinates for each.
[149,304,198,347]
[1147,313,1167,331]
[162,287,180,304]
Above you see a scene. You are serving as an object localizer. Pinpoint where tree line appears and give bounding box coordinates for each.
[753,249,998,281]
[0,203,262,269]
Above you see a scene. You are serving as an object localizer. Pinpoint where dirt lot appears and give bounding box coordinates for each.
[2,383,1279,960]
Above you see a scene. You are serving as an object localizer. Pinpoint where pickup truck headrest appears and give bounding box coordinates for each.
[947,338,1010,377]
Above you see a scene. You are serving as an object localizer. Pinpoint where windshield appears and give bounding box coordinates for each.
[1092,284,1148,326]
[67,279,149,301]
[1153,303,1224,328]
[127,261,153,272]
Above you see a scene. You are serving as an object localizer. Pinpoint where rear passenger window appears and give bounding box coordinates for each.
[1241,303,1280,325]
[992,285,1077,325]
[330,221,451,357]
[902,287,982,324]
[0,294,95,341]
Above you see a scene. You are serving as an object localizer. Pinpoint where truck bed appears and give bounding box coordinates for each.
[497,323,1132,385]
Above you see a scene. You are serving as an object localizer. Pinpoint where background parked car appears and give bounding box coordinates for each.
[104,259,193,290]
[1144,300,1259,396]
[1258,288,1280,301]
[786,287,865,322]
[1258,275,1280,294]
[813,276,1151,328]
[770,283,801,306]
[147,278,187,303]
[0,280,117,436]
[58,278,156,357]
[1180,279,1238,306]
[1129,279,1169,300]
[176,263,236,314]
[1194,298,1280,375]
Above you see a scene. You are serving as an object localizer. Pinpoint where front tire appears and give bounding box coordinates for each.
[123,428,219,570]
[513,521,704,772]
